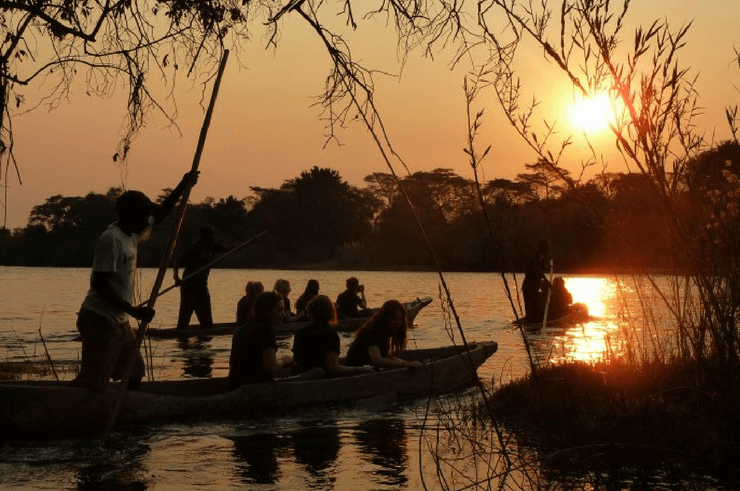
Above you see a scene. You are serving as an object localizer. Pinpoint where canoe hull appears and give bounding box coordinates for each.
[0,341,496,440]
[148,297,433,338]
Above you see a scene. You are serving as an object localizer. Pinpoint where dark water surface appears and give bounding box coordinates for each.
[0,267,727,490]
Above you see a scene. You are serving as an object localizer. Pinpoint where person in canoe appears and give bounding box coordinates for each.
[546,276,573,320]
[294,279,320,319]
[335,276,373,319]
[235,280,264,325]
[173,225,229,330]
[70,171,199,392]
[229,291,292,389]
[522,239,551,323]
[273,278,301,322]
[344,299,423,370]
[292,295,374,378]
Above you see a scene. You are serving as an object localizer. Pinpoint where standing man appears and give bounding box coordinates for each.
[522,239,551,323]
[173,225,229,330]
[70,171,199,392]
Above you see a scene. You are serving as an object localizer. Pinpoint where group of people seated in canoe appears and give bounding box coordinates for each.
[235,276,373,326]
[228,290,423,390]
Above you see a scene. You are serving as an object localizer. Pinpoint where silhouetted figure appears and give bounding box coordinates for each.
[522,239,551,323]
[70,171,199,392]
[229,291,287,388]
[336,276,372,319]
[295,279,320,319]
[547,276,573,320]
[345,300,423,370]
[173,225,228,330]
[236,280,264,325]
[292,295,374,377]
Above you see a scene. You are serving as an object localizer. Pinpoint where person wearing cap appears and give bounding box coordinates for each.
[69,171,199,392]
[173,225,229,330]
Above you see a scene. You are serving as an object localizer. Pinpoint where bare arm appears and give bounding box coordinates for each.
[91,271,154,322]
[366,345,422,369]
[325,351,374,377]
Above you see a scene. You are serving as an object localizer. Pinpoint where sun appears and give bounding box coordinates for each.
[570,92,613,134]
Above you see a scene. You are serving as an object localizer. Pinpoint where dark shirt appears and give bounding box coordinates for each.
[295,293,317,315]
[179,241,228,290]
[292,322,341,374]
[344,322,390,367]
[336,290,363,318]
[523,252,547,293]
[228,319,278,389]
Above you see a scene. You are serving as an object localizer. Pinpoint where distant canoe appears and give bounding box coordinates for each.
[148,297,433,339]
[0,340,497,440]
[514,302,590,332]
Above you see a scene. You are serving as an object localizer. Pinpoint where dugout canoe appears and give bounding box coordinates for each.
[0,340,497,440]
[514,302,590,332]
[147,296,433,339]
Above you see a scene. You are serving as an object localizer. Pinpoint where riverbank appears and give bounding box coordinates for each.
[487,358,740,486]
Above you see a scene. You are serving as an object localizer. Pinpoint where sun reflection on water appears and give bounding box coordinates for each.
[546,277,622,364]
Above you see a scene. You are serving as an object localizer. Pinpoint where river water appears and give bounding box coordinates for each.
[0,267,722,490]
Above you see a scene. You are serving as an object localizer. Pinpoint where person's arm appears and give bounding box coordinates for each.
[172,254,183,285]
[151,171,200,225]
[91,271,154,322]
[325,351,374,377]
[262,346,280,374]
[357,284,367,310]
[366,345,422,369]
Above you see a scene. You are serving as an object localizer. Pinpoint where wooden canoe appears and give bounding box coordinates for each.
[0,341,497,440]
[514,302,590,332]
[147,296,433,339]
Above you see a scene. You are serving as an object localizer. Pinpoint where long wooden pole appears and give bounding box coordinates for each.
[100,50,230,442]
[141,230,268,305]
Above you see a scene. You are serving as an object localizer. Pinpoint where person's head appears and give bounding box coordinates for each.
[538,239,550,255]
[115,190,154,234]
[274,279,291,297]
[253,291,285,325]
[362,299,409,355]
[303,279,320,296]
[307,295,337,326]
[199,225,215,243]
[245,280,264,296]
[553,277,565,290]
[345,277,360,291]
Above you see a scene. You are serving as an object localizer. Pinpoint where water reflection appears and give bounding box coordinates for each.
[353,418,409,487]
[176,336,215,378]
[230,432,289,485]
[75,433,152,490]
[291,422,341,489]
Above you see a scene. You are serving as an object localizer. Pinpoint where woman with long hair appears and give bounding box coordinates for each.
[292,295,373,377]
[229,291,286,389]
[344,300,423,370]
[294,279,320,318]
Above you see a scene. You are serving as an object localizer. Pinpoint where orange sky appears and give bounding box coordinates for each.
[4,0,739,229]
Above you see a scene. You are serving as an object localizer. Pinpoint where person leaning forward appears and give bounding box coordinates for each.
[69,171,199,392]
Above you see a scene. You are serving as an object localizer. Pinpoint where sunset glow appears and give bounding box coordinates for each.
[569,93,613,134]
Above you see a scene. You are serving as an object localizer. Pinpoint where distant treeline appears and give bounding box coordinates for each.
[2,142,738,273]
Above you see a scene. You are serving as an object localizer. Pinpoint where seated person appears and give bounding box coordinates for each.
[273,278,301,322]
[294,279,320,319]
[292,295,374,378]
[228,291,288,389]
[335,276,372,319]
[547,276,573,320]
[235,280,264,325]
[344,300,423,370]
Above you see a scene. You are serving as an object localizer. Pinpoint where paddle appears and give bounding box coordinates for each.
[99,50,230,443]
[540,259,554,331]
